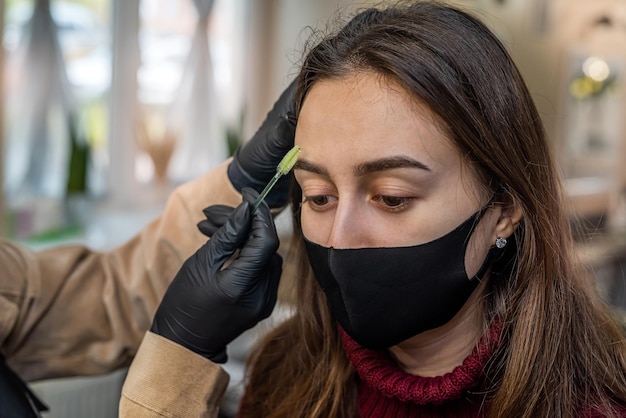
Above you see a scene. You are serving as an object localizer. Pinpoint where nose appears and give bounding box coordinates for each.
[325,200,375,249]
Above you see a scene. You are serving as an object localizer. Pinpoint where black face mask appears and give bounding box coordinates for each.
[303,206,496,349]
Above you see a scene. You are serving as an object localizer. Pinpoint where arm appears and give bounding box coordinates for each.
[120,188,282,417]
[1,80,294,417]
[0,159,241,381]
[117,81,296,416]
[119,332,229,418]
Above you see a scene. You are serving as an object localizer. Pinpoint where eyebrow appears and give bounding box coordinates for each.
[294,155,431,177]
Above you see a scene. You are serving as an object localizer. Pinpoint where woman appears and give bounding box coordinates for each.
[121,1,626,417]
[240,2,626,416]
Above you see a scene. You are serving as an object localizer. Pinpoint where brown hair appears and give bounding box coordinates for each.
[238,1,626,417]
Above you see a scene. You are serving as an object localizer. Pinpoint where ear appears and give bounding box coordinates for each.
[493,200,523,241]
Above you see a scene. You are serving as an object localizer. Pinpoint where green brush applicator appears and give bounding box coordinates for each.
[252,145,302,211]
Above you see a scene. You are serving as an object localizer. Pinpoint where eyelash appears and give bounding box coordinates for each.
[301,195,336,212]
[372,195,412,212]
[302,195,413,212]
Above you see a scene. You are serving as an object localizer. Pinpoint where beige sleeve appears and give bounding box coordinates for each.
[119,331,229,418]
[0,159,242,381]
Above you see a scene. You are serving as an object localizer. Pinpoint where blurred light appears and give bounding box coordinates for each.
[582,56,610,82]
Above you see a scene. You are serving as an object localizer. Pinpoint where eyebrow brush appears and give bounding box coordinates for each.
[252,145,302,211]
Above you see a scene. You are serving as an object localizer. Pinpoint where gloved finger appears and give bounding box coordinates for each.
[205,200,252,269]
[254,107,297,178]
[275,111,297,144]
[227,81,297,193]
[240,187,262,209]
[258,82,297,160]
[216,189,279,294]
[255,111,295,209]
[219,252,282,319]
[236,189,280,271]
[197,204,235,237]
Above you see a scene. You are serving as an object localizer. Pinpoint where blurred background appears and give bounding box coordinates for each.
[1,0,625,417]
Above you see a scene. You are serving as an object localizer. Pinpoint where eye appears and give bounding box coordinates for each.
[372,195,412,212]
[302,195,337,211]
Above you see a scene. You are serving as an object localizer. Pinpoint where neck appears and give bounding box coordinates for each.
[388,281,487,377]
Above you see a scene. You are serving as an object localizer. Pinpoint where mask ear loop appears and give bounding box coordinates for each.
[466,185,509,280]
[466,191,500,242]
[488,184,513,251]
[470,183,509,233]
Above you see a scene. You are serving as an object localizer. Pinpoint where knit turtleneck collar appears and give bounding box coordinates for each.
[340,322,502,406]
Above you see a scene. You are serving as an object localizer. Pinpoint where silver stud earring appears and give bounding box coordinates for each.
[495,237,507,249]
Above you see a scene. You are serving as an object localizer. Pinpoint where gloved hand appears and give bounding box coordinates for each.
[151,188,282,363]
[227,80,296,208]
[197,204,234,237]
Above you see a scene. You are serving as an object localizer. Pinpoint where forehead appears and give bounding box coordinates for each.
[295,72,461,173]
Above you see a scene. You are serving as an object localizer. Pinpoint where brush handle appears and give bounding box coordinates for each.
[252,173,280,211]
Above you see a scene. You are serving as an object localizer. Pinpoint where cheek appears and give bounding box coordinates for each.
[299,209,329,243]
[300,211,313,238]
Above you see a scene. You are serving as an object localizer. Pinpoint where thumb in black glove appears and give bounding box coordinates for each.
[227,80,296,208]
[151,188,282,363]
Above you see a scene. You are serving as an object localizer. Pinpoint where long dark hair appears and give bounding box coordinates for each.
[239,2,626,417]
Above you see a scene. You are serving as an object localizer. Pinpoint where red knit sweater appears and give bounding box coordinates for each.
[340,326,499,418]
[340,326,626,418]
[236,322,625,417]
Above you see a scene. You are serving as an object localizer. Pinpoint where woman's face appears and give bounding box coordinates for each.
[294,72,498,277]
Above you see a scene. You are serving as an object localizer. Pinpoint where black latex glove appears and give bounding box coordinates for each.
[0,354,48,417]
[227,80,296,208]
[151,188,282,363]
[197,204,234,238]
